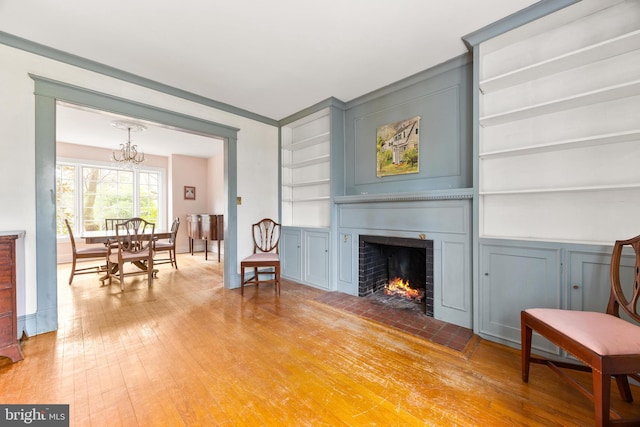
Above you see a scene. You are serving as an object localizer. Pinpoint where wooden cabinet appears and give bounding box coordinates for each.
[187,214,223,262]
[0,234,23,362]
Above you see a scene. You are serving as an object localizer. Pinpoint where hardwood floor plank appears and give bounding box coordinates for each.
[1,253,639,425]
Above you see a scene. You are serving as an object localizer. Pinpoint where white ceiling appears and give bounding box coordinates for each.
[56,103,224,158]
[0,0,539,157]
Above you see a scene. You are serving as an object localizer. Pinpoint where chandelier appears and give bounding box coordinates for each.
[111,121,146,168]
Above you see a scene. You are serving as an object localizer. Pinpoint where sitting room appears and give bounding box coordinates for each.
[1,0,639,425]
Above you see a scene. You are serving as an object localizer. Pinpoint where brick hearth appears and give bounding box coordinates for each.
[314,291,475,352]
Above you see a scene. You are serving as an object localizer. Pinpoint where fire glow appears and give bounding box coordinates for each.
[384,277,424,302]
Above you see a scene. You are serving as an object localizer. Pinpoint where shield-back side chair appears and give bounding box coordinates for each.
[106,217,155,291]
[521,234,640,426]
[64,219,108,285]
[240,218,280,296]
[154,217,180,269]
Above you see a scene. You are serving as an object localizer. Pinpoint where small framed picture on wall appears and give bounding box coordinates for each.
[184,186,196,200]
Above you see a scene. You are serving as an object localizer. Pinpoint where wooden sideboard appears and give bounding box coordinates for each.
[186,214,223,262]
[0,233,23,362]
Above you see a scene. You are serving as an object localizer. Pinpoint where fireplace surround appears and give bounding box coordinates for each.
[359,235,434,316]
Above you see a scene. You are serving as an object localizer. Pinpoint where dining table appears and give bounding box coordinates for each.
[81,228,173,282]
[81,229,172,245]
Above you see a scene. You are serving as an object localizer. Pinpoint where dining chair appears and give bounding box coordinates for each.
[64,219,108,285]
[521,234,640,426]
[106,217,155,291]
[240,218,280,296]
[154,217,180,269]
[104,218,127,231]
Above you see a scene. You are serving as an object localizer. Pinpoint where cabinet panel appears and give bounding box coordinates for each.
[479,243,561,352]
[304,231,329,289]
[281,228,301,281]
[568,249,637,317]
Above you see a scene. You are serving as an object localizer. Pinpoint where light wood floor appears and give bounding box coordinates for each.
[1,254,640,426]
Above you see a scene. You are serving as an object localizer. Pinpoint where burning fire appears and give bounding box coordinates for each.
[384,277,424,302]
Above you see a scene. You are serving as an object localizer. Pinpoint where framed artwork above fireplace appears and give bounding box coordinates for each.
[376,116,420,178]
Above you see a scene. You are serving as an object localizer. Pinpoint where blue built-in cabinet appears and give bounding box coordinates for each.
[281,226,330,290]
[478,238,638,356]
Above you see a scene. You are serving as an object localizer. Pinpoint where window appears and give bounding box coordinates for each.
[56,159,164,237]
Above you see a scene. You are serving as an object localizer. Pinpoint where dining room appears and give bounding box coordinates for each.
[55,103,226,273]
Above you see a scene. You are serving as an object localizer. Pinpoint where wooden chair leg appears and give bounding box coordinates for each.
[593,369,611,427]
[275,264,280,295]
[253,267,259,288]
[148,259,153,288]
[521,318,532,383]
[119,261,125,291]
[614,374,633,402]
[241,265,245,296]
[69,258,77,285]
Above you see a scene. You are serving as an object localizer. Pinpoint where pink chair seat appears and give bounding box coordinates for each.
[525,308,640,356]
[76,246,108,256]
[109,249,152,264]
[153,241,173,249]
[242,253,279,263]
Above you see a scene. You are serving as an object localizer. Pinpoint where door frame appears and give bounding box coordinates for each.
[33,74,240,334]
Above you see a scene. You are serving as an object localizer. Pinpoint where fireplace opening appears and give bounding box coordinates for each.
[359,235,434,316]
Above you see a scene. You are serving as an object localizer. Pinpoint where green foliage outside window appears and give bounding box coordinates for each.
[56,162,161,236]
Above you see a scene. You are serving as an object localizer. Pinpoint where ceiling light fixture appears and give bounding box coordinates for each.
[111,121,147,168]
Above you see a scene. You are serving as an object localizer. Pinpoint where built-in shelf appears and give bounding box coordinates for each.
[480,29,640,93]
[480,183,640,196]
[479,129,640,159]
[282,196,330,203]
[282,154,330,169]
[480,79,640,127]
[282,132,330,151]
[282,178,330,188]
[281,107,332,228]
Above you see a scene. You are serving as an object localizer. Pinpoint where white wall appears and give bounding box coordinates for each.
[0,43,278,318]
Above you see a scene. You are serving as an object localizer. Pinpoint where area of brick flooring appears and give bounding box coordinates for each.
[314,291,475,352]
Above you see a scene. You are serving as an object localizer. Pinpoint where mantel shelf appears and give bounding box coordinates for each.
[334,189,473,204]
[480,29,640,93]
[480,80,640,127]
[282,154,330,169]
[282,132,330,151]
[479,129,640,159]
[480,183,640,196]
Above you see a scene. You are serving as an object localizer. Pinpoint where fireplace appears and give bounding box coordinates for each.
[358,235,434,316]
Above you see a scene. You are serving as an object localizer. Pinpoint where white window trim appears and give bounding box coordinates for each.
[57,156,167,238]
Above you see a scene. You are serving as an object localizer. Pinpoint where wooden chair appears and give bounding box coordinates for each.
[240,218,280,296]
[104,218,128,231]
[154,217,180,269]
[521,234,640,426]
[106,217,155,291]
[64,219,108,285]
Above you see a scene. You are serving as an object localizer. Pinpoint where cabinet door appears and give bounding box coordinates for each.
[281,228,301,281]
[304,230,329,289]
[479,242,561,350]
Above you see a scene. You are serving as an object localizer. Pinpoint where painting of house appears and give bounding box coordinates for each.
[376,116,420,177]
